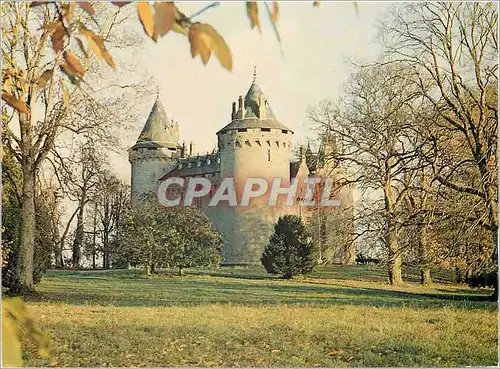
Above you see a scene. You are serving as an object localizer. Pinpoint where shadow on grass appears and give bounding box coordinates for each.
[28,269,496,311]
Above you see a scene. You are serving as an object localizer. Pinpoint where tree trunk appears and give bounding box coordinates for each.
[387,225,403,285]
[16,165,36,289]
[420,268,432,285]
[72,206,84,268]
[103,230,110,269]
[145,264,151,275]
[418,225,432,285]
[178,267,183,276]
[92,203,97,269]
[343,242,356,265]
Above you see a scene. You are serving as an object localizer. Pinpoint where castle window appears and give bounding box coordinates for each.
[245,140,251,147]
[267,149,271,162]
[282,130,288,134]
[261,128,271,132]
[237,128,247,133]
[168,147,176,151]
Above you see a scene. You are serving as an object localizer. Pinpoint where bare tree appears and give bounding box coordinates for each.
[380,3,498,286]
[309,63,425,284]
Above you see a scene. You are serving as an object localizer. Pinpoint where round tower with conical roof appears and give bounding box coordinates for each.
[129,97,180,204]
[216,75,294,264]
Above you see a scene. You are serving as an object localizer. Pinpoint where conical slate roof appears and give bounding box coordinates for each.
[243,82,276,119]
[217,81,292,134]
[131,97,177,149]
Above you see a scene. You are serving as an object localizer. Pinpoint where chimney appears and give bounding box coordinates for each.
[238,95,245,119]
[259,95,266,119]
[189,141,195,157]
[231,102,237,120]
[299,145,305,161]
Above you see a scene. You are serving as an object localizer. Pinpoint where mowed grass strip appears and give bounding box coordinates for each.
[21,266,497,367]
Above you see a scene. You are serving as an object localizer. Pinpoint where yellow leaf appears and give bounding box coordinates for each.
[79,25,115,69]
[62,2,76,20]
[78,2,95,15]
[204,25,233,71]
[111,1,131,6]
[2,93,28,113]
[313,1,321,7]
[2,306,23,367]
[59,64,78,85]
[154,2,175,40]
[188,23,232,71]
[189,23,212,65]
[63,51,85,77]
[75,37,89,58]
[2,298,53,366]
[61,79,70,107]
[246,1,260,31]
[136,2,155,40]
[36,69,53,89]
[29,1,52,7]
[271,1,279,24]
[50,22,65,52]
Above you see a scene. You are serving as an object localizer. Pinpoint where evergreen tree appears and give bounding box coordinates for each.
[261,215,317,279]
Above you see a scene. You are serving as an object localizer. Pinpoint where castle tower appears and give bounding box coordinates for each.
[129,96,180,204]
[215,74,294,264]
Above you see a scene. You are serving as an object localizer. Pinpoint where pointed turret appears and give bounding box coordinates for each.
[217,72,291,134]
[131,97,179,150]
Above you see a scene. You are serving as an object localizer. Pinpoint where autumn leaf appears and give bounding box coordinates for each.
[189,23,232,71]
[2,304,23,367]
[111,1,131,6]
[78,2,95,15]
[246,1,260,31]
[36,69,53,89]
[61,79,70,107]
[204,25,232,71]
[136,2,155,40]
[29,1,52,7]
[313,1,321,7]
[79,24,115,69]
[59,64,79,85]
[2,93,29,113]
[62,2,76,20]
[154,2,176,40]
[50,22,65,53]
[63,51,85,77]
[75,37,89,58]
[271,1,279,24]
[189,23,212,65]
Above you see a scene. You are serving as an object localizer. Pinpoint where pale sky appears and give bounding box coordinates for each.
[110,1,391,183]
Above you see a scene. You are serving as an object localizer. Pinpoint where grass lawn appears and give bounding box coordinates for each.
[20,265,498,367]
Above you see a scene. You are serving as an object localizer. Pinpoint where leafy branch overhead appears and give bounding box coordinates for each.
[2,0,331,113]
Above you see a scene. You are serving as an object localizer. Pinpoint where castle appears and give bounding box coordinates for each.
[129,74,355,265]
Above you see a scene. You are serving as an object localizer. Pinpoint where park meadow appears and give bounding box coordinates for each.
[21,265,497,367]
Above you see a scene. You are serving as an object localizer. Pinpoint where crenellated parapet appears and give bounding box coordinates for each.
[128,147,176,164]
